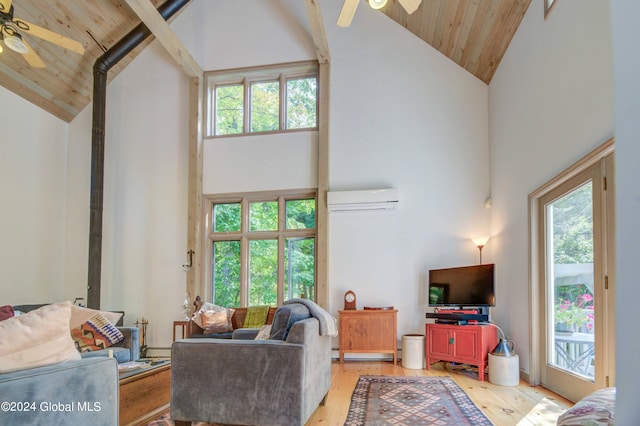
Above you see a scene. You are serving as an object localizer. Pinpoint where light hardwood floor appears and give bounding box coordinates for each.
[306,361,572,426]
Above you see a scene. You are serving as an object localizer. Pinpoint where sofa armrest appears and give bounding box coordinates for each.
[286,318,332,420]
[171,339,305,425]
[0,357,118,426]
[112,326,140,361]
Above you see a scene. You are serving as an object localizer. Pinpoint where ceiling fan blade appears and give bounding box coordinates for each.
[337,0,359,27]
[13,18,84,54]
[398,0,421,14]
[0,0,13,14]
[21,39,45,68]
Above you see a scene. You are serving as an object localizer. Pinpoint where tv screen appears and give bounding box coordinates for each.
[428,264,495,307]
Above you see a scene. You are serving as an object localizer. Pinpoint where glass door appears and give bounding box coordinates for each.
[537,154,614,402]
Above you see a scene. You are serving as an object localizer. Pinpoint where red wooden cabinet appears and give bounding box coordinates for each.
[425,323,497,381]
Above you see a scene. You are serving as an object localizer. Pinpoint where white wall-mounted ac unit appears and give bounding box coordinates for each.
[327,189,399,212]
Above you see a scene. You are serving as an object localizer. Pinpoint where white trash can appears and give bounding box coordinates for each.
[401,334,425,369]
[488,353,520,386]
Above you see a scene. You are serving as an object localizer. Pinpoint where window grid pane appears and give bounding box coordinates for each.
[213,203,241,233]
[285,237,315,301]
[215,84,244,135]
[285,199,316,230]
[212,241,241,307]
[251,81,280,133]
[250,201,278,232]
[249,239,278,306]
[286,77,317,129]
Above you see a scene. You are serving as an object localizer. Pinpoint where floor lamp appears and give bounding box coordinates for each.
[471,236,490,264]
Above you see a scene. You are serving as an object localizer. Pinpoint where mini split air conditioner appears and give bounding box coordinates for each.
[327,189,399,212]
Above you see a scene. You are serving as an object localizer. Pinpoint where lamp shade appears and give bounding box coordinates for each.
[2,29,28,54]
[472,236,490,247]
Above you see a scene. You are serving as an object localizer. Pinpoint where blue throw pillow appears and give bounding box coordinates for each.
[269,303,311,340]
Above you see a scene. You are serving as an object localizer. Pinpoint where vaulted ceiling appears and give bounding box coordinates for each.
[0,0,531,123]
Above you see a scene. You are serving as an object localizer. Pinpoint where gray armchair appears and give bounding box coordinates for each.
[170,310,332,426]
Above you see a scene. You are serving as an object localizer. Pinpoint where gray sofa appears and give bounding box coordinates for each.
[13,304,140,363]
[170,303,332,426]
[0,357,119,426]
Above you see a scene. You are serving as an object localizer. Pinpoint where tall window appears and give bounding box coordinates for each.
[206,62,318,137]
[531,140,615,403]
[206,191,317,307]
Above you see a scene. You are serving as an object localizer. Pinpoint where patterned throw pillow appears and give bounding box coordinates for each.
[557,387,616,426]
[202,308,235,334]
[254,324,272,340]
[71,313,124,352]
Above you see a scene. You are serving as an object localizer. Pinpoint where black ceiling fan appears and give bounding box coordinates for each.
[0,0,84,68]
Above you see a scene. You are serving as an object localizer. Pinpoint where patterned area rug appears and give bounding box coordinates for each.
[344,376,493,426]
[146,414,212,426]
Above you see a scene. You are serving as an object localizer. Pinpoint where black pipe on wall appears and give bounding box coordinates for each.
[87,0,191,309]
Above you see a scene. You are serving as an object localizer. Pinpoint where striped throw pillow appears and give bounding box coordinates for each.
[71,313,124,352]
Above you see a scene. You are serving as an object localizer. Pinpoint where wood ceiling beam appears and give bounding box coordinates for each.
[304,0,331,64]
[123,0,202,78]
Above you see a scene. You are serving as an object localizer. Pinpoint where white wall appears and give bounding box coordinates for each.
[611,1,640,422]
[65,40,191,350]
[0,87,71,304]
[203,131,318,194]
[324,3,489,341]
[488,0,613,375]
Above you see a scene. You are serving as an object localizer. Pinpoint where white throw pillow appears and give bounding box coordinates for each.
[0,301,81,373]
[69,305,123,328]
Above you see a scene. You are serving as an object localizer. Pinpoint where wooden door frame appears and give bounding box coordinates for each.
[528,138,614,390]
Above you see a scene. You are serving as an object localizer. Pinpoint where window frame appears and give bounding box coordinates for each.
[205,61,319,138]
[203,189,318,307]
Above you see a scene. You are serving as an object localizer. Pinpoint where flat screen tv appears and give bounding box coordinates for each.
[428,264,495,307]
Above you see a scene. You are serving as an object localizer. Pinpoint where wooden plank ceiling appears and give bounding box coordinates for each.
[381,0,532,84]
[0,0,530,123]
[0,0,164,122]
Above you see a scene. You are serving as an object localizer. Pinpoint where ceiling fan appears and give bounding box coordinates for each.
[0,0,84,68]
[338,0,422,27]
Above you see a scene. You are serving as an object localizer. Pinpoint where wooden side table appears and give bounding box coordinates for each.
[173,320,190,341]
[339,309,398,364]
[119,361,171,425]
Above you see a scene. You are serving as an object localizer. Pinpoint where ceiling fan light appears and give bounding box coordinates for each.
[369,0,388,10]
[4,33,28,54]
